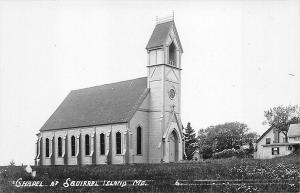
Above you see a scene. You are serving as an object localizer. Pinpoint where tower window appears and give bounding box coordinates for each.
[137,127,142,155]
[85,134,90,156]
[116,132,122,154]
[45,138,50,157]
[169,42,176,66]
[100,133,105,155]
[71,136,76,156]
[58,137,62,157]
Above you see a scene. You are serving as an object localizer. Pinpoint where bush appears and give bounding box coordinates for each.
[0,155,299,193]
[212,148,252,159]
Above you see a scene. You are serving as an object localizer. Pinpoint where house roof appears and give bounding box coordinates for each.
[256,126,273,143]
[146,21,183,52]
[40,77,149,131]
[288,123,300,137]
[256,123,300,143]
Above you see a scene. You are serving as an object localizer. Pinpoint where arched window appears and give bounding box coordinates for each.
[85,134,90,156]
[58,137,62,157]
[71,136,76,156]
[137,126,142,155]
[45,138,50,157]
[116,132,121,154]
[100,133,105,155]
[169,42,176,66]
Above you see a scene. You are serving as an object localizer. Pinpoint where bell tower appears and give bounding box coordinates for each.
[146,15,184,163]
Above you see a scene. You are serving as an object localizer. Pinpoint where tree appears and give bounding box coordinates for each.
[197,122,258,158]
[206,122,250,152]
[184,122,198,160]
[263,105,300,139]
[197,128,213,159]
[243,132,259,153]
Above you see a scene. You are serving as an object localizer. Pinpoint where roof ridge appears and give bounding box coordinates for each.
[72,76,147,92]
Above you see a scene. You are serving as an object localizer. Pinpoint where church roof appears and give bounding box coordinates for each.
[40,77,149,131]
[146,21,183,52]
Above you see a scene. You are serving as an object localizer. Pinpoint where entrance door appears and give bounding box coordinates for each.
[169,130,178,162]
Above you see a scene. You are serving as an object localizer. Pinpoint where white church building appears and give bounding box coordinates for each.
[35,17,185,165]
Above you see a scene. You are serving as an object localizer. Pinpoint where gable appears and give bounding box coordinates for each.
[163,111,184,140]
[40,77,148,131]
[256,127,273,143]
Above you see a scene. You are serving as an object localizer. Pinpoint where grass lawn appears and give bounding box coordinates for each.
[0,155,299,193]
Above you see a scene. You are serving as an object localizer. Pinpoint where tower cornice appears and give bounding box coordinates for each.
[146,63,182,71]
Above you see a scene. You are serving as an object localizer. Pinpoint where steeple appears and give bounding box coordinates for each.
[146,15,183,68]
[145,15,184,163]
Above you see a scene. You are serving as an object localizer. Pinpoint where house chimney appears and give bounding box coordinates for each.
[273,127,279,143]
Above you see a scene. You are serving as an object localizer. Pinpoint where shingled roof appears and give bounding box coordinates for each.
[288,123,300,137]
[146,21,183,51]
[40,77,149,131]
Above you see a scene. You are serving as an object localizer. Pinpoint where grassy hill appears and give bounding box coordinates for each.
[0,155,299,193]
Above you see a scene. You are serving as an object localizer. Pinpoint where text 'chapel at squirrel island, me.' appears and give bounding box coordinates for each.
[35,16,185,165]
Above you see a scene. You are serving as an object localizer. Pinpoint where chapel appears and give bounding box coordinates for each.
[35,16,185,165]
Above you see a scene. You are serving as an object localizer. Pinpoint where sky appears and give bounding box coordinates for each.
[0,0,299,166]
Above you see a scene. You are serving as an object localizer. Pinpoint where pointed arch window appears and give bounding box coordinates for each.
[137,126,142,155]
[116,132,122,154]
[85,134,90,156]
[169,42,176,66]
[100,133,105,155]
[58,137,62,157]
[45,138,50,157]
[71,136,76,156]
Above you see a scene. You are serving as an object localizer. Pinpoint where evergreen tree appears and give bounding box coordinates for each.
[184,122,198,160]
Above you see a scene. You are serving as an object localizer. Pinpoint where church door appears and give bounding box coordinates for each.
[169,130,178,162]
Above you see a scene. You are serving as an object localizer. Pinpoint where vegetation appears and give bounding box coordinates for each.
[197,122,259,159]
[0,155,299,192]
[263,105,300,139]
[9,160,15,167]
[212,148,252,159]
[184,122,198,160]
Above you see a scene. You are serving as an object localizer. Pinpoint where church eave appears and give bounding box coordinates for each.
[146,46,164,51]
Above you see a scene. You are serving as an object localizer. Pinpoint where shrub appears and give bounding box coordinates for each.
[212,148,252,159]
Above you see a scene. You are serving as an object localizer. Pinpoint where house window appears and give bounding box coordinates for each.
[58,137,62,157]
[45,138,50,157]
[137,126,142,155]
[282,137,288,143]
[266,138,271,144]
[272,147,279,155]
[288,146,293,151]
[71,136,76,156]
[85,134,90,156]
[100,133,105,155]
[116,132,121,154]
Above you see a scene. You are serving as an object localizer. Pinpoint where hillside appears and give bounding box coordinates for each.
[0,155,299,193]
